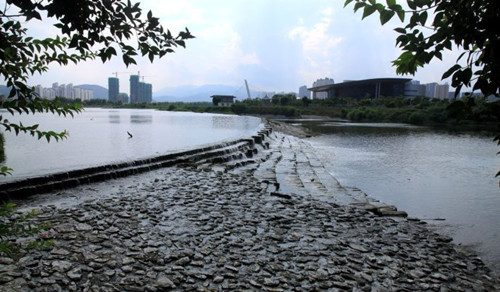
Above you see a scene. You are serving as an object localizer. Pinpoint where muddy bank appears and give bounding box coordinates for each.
[264,119,312,138]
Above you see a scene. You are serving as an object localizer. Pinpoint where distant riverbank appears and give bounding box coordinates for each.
[75,95,500,136]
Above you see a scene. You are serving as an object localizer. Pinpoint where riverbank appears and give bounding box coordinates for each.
[1,126,499,291]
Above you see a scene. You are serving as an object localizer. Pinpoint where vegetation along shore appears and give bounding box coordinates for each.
[60,94,500,134]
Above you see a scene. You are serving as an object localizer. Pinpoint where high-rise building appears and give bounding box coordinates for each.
[108,77,119,102]
[128,74,152,103]
[144,83,152,103]
[435,83,450,99]
[404,80,426,98]
[312,77,334,99]
[130,75,139,103]
[34,83,92,100]
[298,85,310,99]
[425,82,438,98]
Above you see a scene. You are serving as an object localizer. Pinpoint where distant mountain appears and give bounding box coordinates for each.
[153,84,263,102]
[76,84,108,100]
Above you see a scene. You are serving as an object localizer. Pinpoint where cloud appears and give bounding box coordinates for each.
[17,0,462,95]
[289,7,343,57]
[287,7,343,85]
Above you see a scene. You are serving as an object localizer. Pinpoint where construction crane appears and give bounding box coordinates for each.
[111,71,131,78]
[244,79,251,99]
[141,76,156,82]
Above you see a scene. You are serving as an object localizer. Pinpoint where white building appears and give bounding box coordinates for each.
[35,83,93,100]
[435,83,450,100]
[425,82,438,98]
[298,85,311,99]
[312,77,334,99]
[421,82,449,99]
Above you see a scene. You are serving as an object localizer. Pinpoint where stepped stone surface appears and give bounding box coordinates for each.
[1,125,498,291]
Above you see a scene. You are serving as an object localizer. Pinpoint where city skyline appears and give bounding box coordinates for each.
[21,1,466,95]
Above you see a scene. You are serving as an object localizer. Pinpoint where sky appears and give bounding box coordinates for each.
[17,0,461,94]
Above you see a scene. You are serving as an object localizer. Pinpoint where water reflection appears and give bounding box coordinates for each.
[212,115,236,129]
[109,114,120,124]
[130,114,153,124]
[212,115,252,130]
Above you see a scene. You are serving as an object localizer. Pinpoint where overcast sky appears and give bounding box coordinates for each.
[21,0,460,94]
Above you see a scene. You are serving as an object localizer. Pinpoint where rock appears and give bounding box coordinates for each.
[409,269,426,279]
[122,257,135,265]
[121,265,134,273]
[249,279,261,288]
[225,265,239,273]
[175,256,190,266]
[375,206,408,217]
[50,248,71,256]
[155,277,176,288]
[67,268,82,280]
[0,257,14,265]
[349,243,370,253]
[75,223,93,231]
[263,278,280,287]
[52,260,73,273]
[108,226,120,233]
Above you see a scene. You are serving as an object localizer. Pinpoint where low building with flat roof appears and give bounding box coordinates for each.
[211,95,236,106]
[308,78,412,99]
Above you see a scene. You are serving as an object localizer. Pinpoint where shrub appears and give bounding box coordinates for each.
[408,111,426,125]
[231,103,247,115]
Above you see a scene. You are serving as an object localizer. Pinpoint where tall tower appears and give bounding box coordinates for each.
[145,83,152,103]
[130,75,139,103]
[108,77,119,102]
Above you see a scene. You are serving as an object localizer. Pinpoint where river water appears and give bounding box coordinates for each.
[0,108,262,182]
[2,110,499,275]
[302,120,500,275]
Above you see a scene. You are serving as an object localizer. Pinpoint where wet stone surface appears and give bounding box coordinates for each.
[1,130,499,291]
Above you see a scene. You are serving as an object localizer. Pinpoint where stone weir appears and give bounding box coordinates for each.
[0,126,273,201]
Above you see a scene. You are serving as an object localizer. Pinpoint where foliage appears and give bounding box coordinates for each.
[0,132,4,161]
[301,96,311,107]
[0,131,12,176]
[231,103,247,115]
[212,96,222,106]
[0,0,194,175]
[0,203,54,256]
[344,0,500,97]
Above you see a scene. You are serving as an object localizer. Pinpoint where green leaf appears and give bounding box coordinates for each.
[354,2,366,12]
[362,5,378,19]
[407,0,416,10]
[419,11,428,26]
[344,0,354,7]
[396,6,405,22]
[394,27,406,34]
[380,10,395,25]
[442,64,462,79]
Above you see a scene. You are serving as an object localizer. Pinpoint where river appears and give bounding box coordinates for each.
[0,108,262,182]
[2,110,499,275]
[300,120,500,275]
